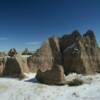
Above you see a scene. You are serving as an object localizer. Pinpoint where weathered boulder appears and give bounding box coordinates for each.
[2,55,30,77]
[34,30,100,85]
[8,48,17,57]
[36,64,66,85]
[35,37,66,85]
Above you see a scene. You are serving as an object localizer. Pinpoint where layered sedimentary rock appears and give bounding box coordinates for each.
[0,30,100,84]
[0,52,6,57]
[22,48,33,55]
[36,64,65,85]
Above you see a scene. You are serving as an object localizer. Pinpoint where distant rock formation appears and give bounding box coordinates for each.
[22,48,33,55]
[0,52,6,57]
[8,48,17,57]
[35,30,100,85]
[0,48,32,77]
[2,55,30,77]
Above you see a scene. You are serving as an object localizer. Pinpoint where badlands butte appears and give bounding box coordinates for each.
[0,30,100,85]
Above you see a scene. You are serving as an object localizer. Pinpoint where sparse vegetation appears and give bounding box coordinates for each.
[18,74,26,80]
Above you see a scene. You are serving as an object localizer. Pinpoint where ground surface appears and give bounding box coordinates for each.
[0,73,100,100]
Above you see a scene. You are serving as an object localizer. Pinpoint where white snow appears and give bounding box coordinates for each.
[0,73,100,100]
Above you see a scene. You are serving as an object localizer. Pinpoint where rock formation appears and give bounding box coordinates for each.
[0,48,31,77]
[36,64,66,85]
[34,38,66,85]
[3,55,30,77]
[22,48,33,55]
[63,30,100,74]
[35,30,100,85]
[8,48,17,57]
[0,52,6,57]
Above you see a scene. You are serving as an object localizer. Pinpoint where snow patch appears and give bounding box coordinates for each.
[0,73,100,100]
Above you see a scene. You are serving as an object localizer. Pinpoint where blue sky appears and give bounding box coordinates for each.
[0,0,100,51]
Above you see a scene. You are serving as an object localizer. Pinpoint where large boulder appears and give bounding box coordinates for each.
[35,37,66,85]
[36,64,66,85]
[0,52,6,75]
[2,55,30,77]
[35,30,100,85]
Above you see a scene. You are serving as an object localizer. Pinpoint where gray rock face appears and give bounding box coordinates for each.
[0,58,4,75]
[0,52,6,57]
[22,48,33,55]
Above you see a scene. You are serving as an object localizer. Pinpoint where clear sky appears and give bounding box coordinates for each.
[0,0,100,51]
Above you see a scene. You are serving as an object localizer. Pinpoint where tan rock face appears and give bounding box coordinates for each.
[35,30,100,85]
[31,41,53,72]
[2,55,30,77]
[63,30,100,74]
[0,58,4,75]
[34,37,66,85]
[36,65,66,85]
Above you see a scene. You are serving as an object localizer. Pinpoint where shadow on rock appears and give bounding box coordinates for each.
[24,77,38,83]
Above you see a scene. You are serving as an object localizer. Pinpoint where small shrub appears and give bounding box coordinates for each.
[67,78,83,86]
[66,73,83,86]
[18,74,26,80]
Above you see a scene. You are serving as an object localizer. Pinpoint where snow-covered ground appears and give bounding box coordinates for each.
[0,73,100,100]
